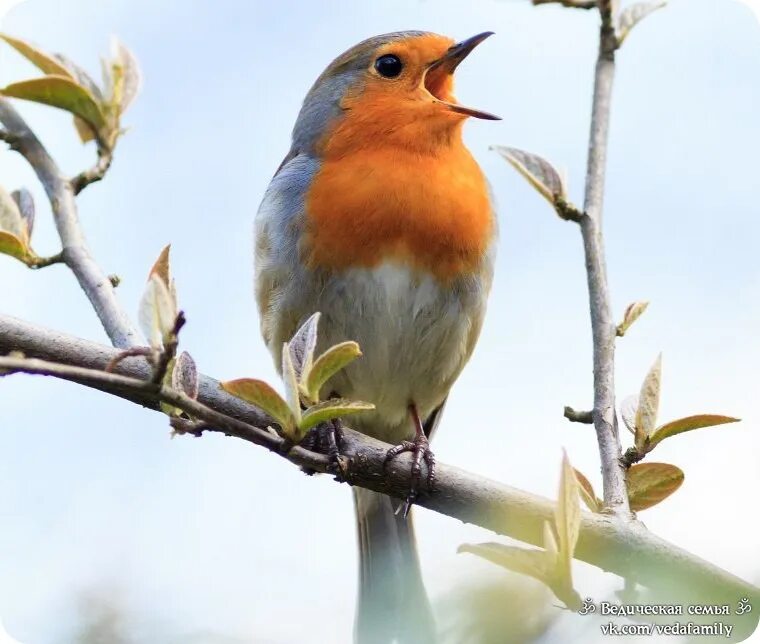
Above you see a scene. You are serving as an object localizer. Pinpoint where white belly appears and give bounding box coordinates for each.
[315,261,483,442]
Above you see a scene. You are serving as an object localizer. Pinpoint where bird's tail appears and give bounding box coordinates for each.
[353,487,437,644]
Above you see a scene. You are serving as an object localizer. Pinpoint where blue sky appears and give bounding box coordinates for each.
[0,1,759,642]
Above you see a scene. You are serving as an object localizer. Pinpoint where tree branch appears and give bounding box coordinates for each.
[577,1,630,516]
[564,406,594,424]
[70,145,114,196]
[0,313,758,639]
[0,99,140,349]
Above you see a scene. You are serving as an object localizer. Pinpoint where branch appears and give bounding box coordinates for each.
[0,313,758,639]
[70,145,114,196]
[577,0,629,516]
[564,406,593,424]
[0,99,140,349]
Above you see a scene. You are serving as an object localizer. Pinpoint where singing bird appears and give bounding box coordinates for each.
[255,31,498,643]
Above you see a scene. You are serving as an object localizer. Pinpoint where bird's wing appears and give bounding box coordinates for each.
[255,152,321,367]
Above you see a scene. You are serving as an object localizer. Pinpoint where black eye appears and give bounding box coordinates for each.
[374,54,403,78]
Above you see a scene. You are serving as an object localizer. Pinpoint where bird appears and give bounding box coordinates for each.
[254,30,498,644]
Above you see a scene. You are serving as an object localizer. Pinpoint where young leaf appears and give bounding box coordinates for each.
[298,399,375,434]
[288,312,320,384]
[51,52,103,101]
[221,378,295,434]
[111,37,141,113]
[149,244,171,286]
[627,462,684,511]
[616,301,649,337]
[11,188,34,238]
[458,541,581,610]
[574,468,602,513]
[542,521,559,560]
[172,351,198,400]
[1,76,106,132]
[620,394,639,436]
[634,354,662,451]
[648,414,740,451]
[0,187,29,261]
[0,186,26,241]
[0,33,72,77]
[73,115,97,144]
[281,342,302,428]
[555,451,581,580]
[138,274,177,350]
[458,543,550,584]
[306,341,362,402]
[492,145,567,204]
[618,1,667,44]
[0,231,28,261]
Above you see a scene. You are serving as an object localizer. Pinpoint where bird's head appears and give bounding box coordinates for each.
[292,31,499,157]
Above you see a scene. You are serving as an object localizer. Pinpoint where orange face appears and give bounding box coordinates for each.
[304,32,497,282]
[317,32,498,157]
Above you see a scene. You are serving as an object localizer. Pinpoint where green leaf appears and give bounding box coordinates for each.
[138,274,177,350]
[281,341,302,429]
[221,378,295,434]
[110,37,141,113]
[11,188,34,239]
[298,399,375,434]
[148,244,171,286]
[634,354,662,451]
[627,462,684,511]
[73,115,97,144]
[616,301,649,337]
[458,543,550,584]
[306,341,362,402]
[542,520,559,560]
[288,312,320,384]
[555,451,580,580]
[1,76,106,132]
[574,468,602,513]
[0,186,29,262]
[0,33,73,77]
[492,145,567,204]
[458,541,582,611]
[648,414,740,451]
[620,394,639,435]
[618,1,668,45]
[51,52,103,101]
[0,231,28,261]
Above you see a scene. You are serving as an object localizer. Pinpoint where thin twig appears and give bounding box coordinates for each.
[27,251,65,269]
[70,145,114,196]
[0,331,757,638]
[151,311,186,384]
[564,406,594,424]
[577,0,629,516]
[0,99,140,349]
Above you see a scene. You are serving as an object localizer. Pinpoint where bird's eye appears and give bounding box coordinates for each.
[374,54,403,78]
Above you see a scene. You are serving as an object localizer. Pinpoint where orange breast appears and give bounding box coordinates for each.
[303,139,493,282]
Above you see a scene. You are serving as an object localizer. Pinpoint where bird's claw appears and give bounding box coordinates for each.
[383,434,436,518]
[302,418,344,474]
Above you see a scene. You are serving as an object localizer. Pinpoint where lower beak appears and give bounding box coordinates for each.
[427,31,500,121]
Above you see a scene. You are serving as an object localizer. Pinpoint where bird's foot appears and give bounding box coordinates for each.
[383,432,436,518]
[301,418,344,475]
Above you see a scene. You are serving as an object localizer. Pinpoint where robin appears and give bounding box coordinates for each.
[254,30,498,644]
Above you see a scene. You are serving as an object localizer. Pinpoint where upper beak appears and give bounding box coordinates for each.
[426,31,500,121]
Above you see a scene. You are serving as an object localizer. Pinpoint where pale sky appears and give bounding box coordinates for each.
[0,1,758,643]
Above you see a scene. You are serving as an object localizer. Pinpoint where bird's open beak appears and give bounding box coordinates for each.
[425,31,500,121]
